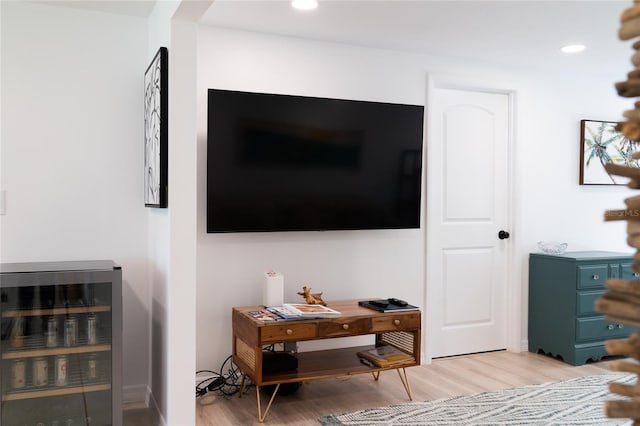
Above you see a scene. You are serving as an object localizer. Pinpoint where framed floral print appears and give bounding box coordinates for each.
[580,119,639,185]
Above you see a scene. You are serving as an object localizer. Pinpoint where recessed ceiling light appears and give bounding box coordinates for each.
[561,44,586,53]
[292,0,318,11]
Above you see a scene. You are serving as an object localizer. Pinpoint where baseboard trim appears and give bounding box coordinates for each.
[521,339,528,352]
[123,384,150,407]
[149,390,166,426]
[123,385,165,426]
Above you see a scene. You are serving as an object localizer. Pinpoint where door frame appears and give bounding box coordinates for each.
[422,73,519,364]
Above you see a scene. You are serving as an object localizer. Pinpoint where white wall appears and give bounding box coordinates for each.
[196,28,430,368]
[0,0,151,396]
[146,1,176,420]
[195,25,635,370]
[514,67,635,346]
[149,3,211,424]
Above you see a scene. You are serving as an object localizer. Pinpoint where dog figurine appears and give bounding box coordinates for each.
[297,286,326,305]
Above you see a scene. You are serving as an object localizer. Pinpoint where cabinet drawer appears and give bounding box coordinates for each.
[577,265,608,289]
[370,313,421,332]
[261,323,317,343]
[621,263,640,281]
[576,317,630,341]
[318,318,370,338]
[576,290,604,316]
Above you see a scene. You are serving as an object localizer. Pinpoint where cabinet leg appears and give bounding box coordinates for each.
[396,368,413,400]
[256,384,280,422]
[371,371,380,381]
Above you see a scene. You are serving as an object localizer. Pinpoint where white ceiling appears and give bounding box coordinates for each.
[34,0,634,72]
[32,0,157,17]
[200,0,632,71]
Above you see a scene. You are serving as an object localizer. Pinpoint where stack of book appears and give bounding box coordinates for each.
[357,345,415,368]
[246,309,281,321]
[266,304,341,320]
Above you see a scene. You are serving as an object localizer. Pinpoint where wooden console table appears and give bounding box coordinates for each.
[232,300,421,422]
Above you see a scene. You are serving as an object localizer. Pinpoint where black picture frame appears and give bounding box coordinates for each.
[144,47,168,207]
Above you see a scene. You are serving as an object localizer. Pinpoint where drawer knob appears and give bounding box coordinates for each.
[393,319,401,326]
[342,324,349,330]
[635,273,639,278]
[286,329,293,335]
[608,324,614,330]
[592,274,600,280]
[618,324,624,329]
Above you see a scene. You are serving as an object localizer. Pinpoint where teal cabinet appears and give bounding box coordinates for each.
[528,251,636,365]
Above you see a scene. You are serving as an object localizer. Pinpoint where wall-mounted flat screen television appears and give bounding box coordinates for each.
[206,89,424,233]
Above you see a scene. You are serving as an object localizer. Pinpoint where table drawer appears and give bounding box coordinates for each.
[577,265,608,289]
[370,313,421,332]
[576,290,604,316]
[318,318,370,338]
[576,317,630,341]
[261,323,317,343]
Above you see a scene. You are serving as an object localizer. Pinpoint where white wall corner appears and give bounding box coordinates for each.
[173,0,213,21]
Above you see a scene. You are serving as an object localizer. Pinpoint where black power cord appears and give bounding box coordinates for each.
[197,345,302,398]
[196,355,247,398]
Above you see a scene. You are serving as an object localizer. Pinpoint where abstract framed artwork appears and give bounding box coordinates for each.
[144,47,168,207]
[580,119,639,185]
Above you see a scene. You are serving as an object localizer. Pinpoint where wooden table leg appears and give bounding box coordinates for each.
[396,368,413,400]
[256,384,280,422]
[238,373,247,398]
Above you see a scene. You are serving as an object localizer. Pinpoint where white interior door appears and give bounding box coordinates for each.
[426,84,511,358]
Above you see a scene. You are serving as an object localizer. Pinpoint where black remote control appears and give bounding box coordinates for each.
[370,299,389,308]
[388,298,408,306]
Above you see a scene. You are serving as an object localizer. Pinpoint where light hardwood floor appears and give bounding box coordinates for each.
[193,351,619,425]
[124,402,159,426]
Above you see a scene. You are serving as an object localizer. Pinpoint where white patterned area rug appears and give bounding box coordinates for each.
[318,373,636,425]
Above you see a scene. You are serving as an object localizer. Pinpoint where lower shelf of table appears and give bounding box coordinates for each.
[258,345,418,386]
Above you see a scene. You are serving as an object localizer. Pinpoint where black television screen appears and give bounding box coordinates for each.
[206,89,424,233]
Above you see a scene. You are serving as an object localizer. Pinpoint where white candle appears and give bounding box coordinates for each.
[264,270,284,307]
